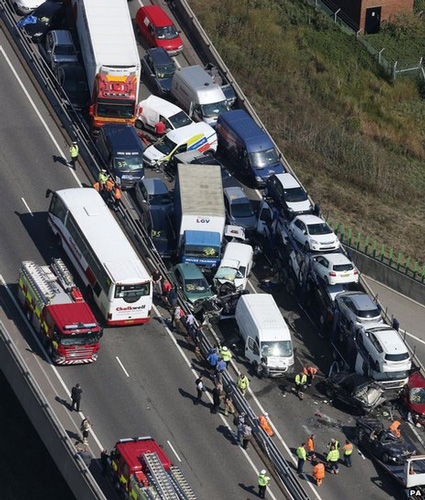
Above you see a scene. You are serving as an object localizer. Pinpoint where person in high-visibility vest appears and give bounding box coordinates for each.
[258,413,274,437]
[93,181,100,192]
[296,443,307,474]
[237,373,249,397]
[257,470,270,499]
[327,444,340,474]
[312,460,325,486]
[326,438,340,453]
[294,372,307,400]
[68,141,79,169]
[113,184,122,211]
[302,365,318,387]
[343,440,353,467]
[220,346,232,366]
[389,420,401,439]
[307,434,316,461]
[98,170,108,191]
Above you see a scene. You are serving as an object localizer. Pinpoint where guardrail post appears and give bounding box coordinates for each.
[405,257,411,275]
[334,221,339,233]
[396,253,403,271]
[380,244,385,262]
[413,261,419,280]
[388,248,394,266]
[334,8,341,23]
[421,265,425,283]
[364,236,370,254]
[372,240,377,258]
[347,228,352,246]
[378,48,385,65]
[355,232,361,250]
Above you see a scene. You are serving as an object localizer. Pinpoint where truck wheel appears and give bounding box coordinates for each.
[253,362,263,378]
[135,119,144,130]
[47,342,54,360]
[25,305,33,322]
[324,387,334,399]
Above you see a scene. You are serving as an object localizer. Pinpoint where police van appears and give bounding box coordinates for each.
[142,121,217,169]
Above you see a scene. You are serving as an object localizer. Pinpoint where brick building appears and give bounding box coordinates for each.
[333,0,414,33]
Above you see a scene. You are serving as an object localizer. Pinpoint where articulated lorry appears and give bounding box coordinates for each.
[174,163,225,271]
[18,259,102,364]
[72,0,141,131]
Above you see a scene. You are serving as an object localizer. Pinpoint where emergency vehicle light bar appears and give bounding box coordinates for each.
[64,323,97,330]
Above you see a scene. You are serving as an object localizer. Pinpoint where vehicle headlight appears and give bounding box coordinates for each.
[288,207,294,212]
[178,45,183,50]
[310,239,318,246]
[255,175,263,183]
[92,353,98,361]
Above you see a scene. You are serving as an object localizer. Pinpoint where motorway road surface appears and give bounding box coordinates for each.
[0,0,424,498]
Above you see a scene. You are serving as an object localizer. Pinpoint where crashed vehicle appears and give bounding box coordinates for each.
[321,371,386,415]
[401,370,425,427]
[356,417,416,464]
[213,242,254,294]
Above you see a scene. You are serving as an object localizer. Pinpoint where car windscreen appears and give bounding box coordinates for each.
[150,193,172,206]
[156,25,178,40]
[64,74,88,92]
[55,45,75,56]
[261,340,292,358]
[169,111,192,129]
[307,222,333,235]
[154,135,177,155]
[184,278,209,293]
[231,201,254,218]
[333,263,353,272]
[97,101,134,119]
[284,187,307,202]
[201,100,229,118]
[371,370,409,381]
[249,147,279,169]
[410,387,425,404]
[215,267,237,282]
[385,352,409,362]
[185,245,219,257]
[60,332,100,346]
[115,156,143,171]
[155,63,175,78]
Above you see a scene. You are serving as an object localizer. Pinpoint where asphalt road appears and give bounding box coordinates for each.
[0,1,424,499]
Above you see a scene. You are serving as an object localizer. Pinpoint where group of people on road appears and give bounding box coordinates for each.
[294,365,318,400]
[93,169,122,210]
[297,436,353,486]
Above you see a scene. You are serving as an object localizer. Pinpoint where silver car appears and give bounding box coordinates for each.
[43,30,78,73]
[335,291,382,332]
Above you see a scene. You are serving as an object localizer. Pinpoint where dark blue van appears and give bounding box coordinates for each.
[97,125,145,189]
[216,110,285,186]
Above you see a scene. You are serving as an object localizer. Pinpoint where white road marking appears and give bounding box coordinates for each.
[152,304,277,500]
[0,46,82,187]
[0,274,104,453]
[21,197,34,216]
[364,274,425,309]
[116,356,130,377]
[167,440,182,462]
[403,329,425,346]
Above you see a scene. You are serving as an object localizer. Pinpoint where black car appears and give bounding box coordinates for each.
[18,1,64,43]
[141,48,176,95]
[57,64,90,111]
[355,417,416,464]
[321,371,386,414]
[143,207,176,258]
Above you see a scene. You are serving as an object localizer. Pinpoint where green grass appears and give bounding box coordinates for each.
[189,0,425,267]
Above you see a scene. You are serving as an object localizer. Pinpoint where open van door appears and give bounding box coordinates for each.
[256,200,273,237]
[245,336,260,364]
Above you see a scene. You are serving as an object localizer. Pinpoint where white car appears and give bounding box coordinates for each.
[213,242,254,293]
[288,215,340,252]
[311,253,359,285]
[357,324,411,375]
[9,0,41,15]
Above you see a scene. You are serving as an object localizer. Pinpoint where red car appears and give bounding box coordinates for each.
[136,5,183,56]
[401,370,425,426]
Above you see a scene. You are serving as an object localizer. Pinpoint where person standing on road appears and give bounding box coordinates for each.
[312,460,325,486]
[151,268,163,298]
[307,434,316,461]
[236,420,245,445]
[327,444,340,474]
[294,371,307,400]
[223,387,236,417]
[211,386,222,414]
[303,365,318,387]
[113,183,122,211]
[258,413,274,437]
[98,170,108,192]
[326,438,340,453]
[242,423,252,450]
[216,358,227,374]
[71,383,82,412]
[389,420,402,438]
[297,443,307,474]
[81,417,91,445]
[207,348,219,372]
[343,440,353,467]
[258,470,270,499]
[220,346,232,366]
[194,376,205,405]
[68,141,79,169]
[237,373,249,396]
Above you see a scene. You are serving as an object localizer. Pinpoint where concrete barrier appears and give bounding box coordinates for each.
[0,322,106,500]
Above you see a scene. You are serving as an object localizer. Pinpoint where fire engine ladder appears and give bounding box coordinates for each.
[144,452,179,500]
[169,466,197,500]
[21,261,56,306]
[50,258,75,292]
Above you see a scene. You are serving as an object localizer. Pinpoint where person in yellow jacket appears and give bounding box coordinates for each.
[294,372,307,400]
[343,440,353,467]
[68,141,79,169]
[220,346,232,366]
[237,373,249,396]
[296,443,307,474]
[258,470,270,499]
[327,444,340,474]
[98,170,109,191]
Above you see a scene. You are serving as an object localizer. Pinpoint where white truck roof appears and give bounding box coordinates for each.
[222,242,253,263]
[238,294,289,341]
[177,164,225,218]
[175,66,226,104]
[139,95,184,119]
[75,0,139,69]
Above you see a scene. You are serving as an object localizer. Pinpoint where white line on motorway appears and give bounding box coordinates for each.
[21,197,33,216]
[0,274,105,453]
[167,440,182,462]
[116,356,130,377]
[365,274,425,309]
[0,46,82,188]
[151,304,278,500]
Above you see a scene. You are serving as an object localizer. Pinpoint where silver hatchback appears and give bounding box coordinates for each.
[335,291,382,332]
[44,30,78,73]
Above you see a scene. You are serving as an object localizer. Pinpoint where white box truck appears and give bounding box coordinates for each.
[235,294,294,377]
[72,0,141,131]
[174,163,225,271]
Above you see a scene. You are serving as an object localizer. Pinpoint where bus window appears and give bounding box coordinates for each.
[49,194,68,223]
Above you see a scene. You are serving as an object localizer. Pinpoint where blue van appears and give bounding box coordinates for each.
[97,125,145,189]
[216,110,285,186]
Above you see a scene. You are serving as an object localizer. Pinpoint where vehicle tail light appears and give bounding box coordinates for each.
[329,272,337,277]
[354,270,359,275]
[138,106,143,116]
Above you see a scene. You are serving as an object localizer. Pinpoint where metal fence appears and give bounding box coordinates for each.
[303,0,425,80]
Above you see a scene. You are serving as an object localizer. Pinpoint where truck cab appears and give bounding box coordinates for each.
[180,230,221,270]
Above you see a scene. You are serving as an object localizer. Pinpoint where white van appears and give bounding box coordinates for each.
[171,65,230,127]
[136,95,192,133]
[213,242,253,293]
[235,294,294,377]
[143,122,217,169]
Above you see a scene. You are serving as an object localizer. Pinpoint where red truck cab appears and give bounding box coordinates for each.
[136,5,183,56]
